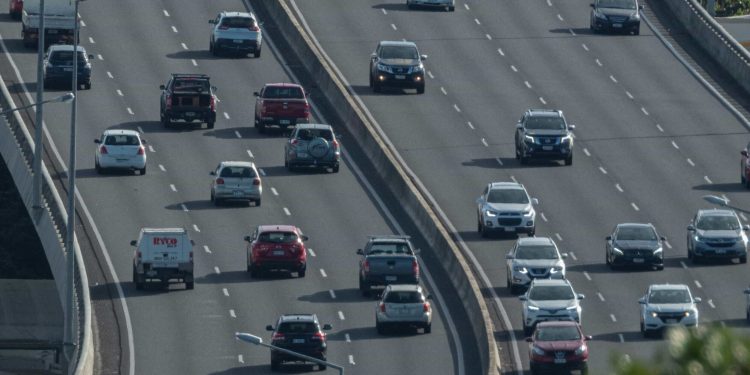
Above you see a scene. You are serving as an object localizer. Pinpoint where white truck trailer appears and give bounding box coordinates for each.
[21,0,76,48]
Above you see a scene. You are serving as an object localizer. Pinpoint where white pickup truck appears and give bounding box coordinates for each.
[21,0,76,48]
[131,228,194,290]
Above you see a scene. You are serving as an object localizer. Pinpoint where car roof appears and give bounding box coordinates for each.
[616,223,655,229]
[649,283,689,291]
[489,181,524,190]
[536,321,580,328]
[265,83,303,88]
[220,11,255,18]
[527,109,562,117]
[379,40,418,48]
[258,225,299,233]
[278,314,317,323]
[369,235,410,243]
[48,44,87,53]
[295,123,333,130]
[220,161,255,168]
[697,209,736,217]
[103,129,140,137]
[531,279,570,286]
[141,228,187,234]
[387,284,423,293]
[517,237,555,246]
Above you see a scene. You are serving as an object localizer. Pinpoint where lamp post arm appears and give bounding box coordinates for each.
[258,342,344,374]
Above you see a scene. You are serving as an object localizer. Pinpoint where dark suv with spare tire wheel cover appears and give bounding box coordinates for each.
[266,314,332,371]
[284,123,341,173]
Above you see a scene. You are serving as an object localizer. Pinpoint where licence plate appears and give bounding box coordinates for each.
[554,358,566,364]
[613,23,623,28]
[395,75,406,79]
[666,319,677,324]
[502,227,514,232]
[542,146,553,151]
[116,158,128,162]
[47,29,58,34]
[297,152,308,158]
[716,249,726,254]
[273,250,285,256]
[185,112,195,117]
[385,276,397,282]
[233,190,243,197]
[279,119,291,124]
[233,39,243,44]
[292,338,305,344]
[633,258,644,263]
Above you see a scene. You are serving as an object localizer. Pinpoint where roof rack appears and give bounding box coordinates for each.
[171,73,210,79]
[528,108,560,113]
[368,235,411,240]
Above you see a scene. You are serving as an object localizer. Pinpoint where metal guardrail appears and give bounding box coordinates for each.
[0,75,92,374]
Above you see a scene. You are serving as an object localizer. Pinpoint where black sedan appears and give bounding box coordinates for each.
[606,223,665,270]
[590,0,643,35]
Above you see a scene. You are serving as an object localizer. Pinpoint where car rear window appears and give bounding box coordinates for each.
[384,291,422,303]
[258,231,298,243]
[296,129,333,141]
[367,243,411,255]
[380,46,419,60]
[173,79,210,92]
[487,189,529,204]
[220,16,256,28]
[49,51,87,64]
[516,245,557,260]
[219,166,255,178]
[263,86,304,99]
[277,322,317,334]
[529,285,575,301]
[526,117,566,130]
[104,135,139,146]
[536,326,581,341]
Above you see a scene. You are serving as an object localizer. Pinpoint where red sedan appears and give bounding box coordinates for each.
[527,321,591,374]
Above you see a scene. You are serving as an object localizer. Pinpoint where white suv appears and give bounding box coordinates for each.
[520,279,584,336]
[476,182,538,237]
[506,237,567,294]
[639,284,700,337]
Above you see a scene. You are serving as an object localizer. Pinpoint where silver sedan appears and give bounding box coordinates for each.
[375,284,432,334]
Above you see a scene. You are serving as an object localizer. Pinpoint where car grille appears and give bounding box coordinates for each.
[657,312,685,323]
[497,218,522,226]
[536,136,559,145]
[705,238,737,247]
[529,268,549,277]
[608,15,628,23]
[624,249,652,257]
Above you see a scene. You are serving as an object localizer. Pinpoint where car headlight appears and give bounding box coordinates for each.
[684,311,691,317]
[411,64,424,73]
[574,344,587,356]
[612,247,623,255]
[595,11,607,20]
[524,135,536,144]
[654,247,663,257]
[694,235,703,242]
[650,311,658,318]
[566,305,578,311]
[376,63,393,73]
[513,266,528,273]
[550,266,563,274]
[522,210,533,216]
[561,135,573,144]
[630,13,640,20]
[484,209,497,217]
[527,305,540,311]
[532,346,545,356]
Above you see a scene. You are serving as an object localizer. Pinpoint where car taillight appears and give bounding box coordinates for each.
[311,332,325,341]
[332,139,339,150]
[216,178,224,185]
[99,146,108,154]
[290,139,298,146]
[423,303,431,313]
[272,332,284,341]
[379,302,386,313]
[303,102,311,117]
[363,260,370,273]
[137,146,145,155]
[166,94,172,110]
[253,178,261,186]
[412,260,420,278]
[249,25,260,32]
[210,95,216,111]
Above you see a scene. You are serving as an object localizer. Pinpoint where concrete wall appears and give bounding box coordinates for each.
[254,1,500,374]
[0,76,92,374]
[664,0,750,95]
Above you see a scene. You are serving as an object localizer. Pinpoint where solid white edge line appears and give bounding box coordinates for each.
[275,3,470,374]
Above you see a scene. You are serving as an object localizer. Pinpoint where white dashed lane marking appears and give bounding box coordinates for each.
[229,309,236,318]
[203,245,211,254]
[381,8,387,14]
[583,148,591,157]
[116,89,123,97]
[181,42,188,50]
[193,224,201,232]
[495,157,503,166]
[307,248,316,257]
[106,71,113,79]
[631,203,639,211]
[427,71,434,79]
[582,43,589,51]
[88,37,95,44]
[464,3,470,9]
[609,75,618,83]
[148,145,155,153]
[127,107,134,115]
[481,138,488,147]
[247,149,254,158]
[283,207,291,216]
[271,187,278,196]
[595,59,602,66]
[223,288,229,297]
[540,212,548,222]
[610,314,617,322]
[349,355,356,365]
[338,311,346,320]
[583,271,591,281]
[320,269,327,278]
[708,300,716,309]
[214,266,221,275]
[238,355,243,364]
[191,59,197,66]
[557,14,564,21]
[665,241,672,249]
[671,141,679,149]
[547,0,552,5]
[474,18,481,25]
[656,124,664,132]
[224,112,231,120]
[626,91,634,99]
[180,204,188,212]
[171,26,178,33]
[259,168,266,176]
[555,233,563,241]
[453,104,461,112]
[345,333,351,343]
[597,292,605,301]
[615,184,624,192]
[569,252,577,261]
[158,164,166,172]
[329,290,336,299]
[440,87,447,95]
[741,213,748,222]
[641,107,649,116]
[170,184,177,192]
[704,176,713,184]
[687,158,695,166]
[569,29,576,36]
[138,126,145,133]
[694,280,702,288]
[599,166,607,174]
[618,334,625,343]
[511,65,518,72]
[163,9,170,17]
[391,24,397,30]
[497,48,505,56]
[680,261,688,269]
[234,130,241,139]
[524,81,532,89]
[467,122,475,130]
[80,20,86,27]
[539,97,546,105]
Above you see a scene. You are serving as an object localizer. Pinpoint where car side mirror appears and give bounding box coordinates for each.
[744,225,750,231]
[515,123,523,129]
[476,197,483,204]
[518,295,527,301]
[426,295,433,300]
[660,236,667,241]
[585,335,593,341]
[525,337,533,342]
[577,294,585,300]
[590,3,595,8]
[568,124,576,130]
[413,248,421,254]
[159,84,165,90]
[531,198,539,205]
[130,240,137,246]
[638,297,646,304]
[266,325,274,331]
[322,324,333,330]
[88,54,94,60]
[301,235,309,241]
[370,53,377,59]
[742,150,748,157]
[94,139,100,144]
[420,54,428,61]
[210,171,216,176]
[244,236,251,242]
[687,225,695,231]
[694,297,702,304]
[606,235,612,241]
[211,86,218,92]
[356,249,364,255]
[638,4,644,10]
[253,91,260,97]
[209,19,216,24]
[505,253,514,259]
[141,139,147,144]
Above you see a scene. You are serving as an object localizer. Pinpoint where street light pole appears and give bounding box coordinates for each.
[31,0,45,209]
[0,93,74,116]
[63,0,80,372]
[235,332,344,374]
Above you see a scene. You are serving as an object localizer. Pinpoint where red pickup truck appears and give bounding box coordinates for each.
[9,0,23,20]
[253,83,310,133]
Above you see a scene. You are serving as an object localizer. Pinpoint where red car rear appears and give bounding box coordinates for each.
[245,225,308,278]
[253,83,311,133]
[527,321,591,374]
[9,0,22,20]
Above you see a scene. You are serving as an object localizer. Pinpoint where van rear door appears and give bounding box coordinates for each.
[145,232,186,268]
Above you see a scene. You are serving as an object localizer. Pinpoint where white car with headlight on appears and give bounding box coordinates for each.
[520,279,584,336]
[477,182,538,237]
[506,237,568,294]
[639,284,700,337]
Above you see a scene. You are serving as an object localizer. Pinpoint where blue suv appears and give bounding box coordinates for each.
[43,44,93,90]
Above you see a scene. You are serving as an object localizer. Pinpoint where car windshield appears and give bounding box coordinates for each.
[649,289,691,304]
[597,0,636,9]
[516,245,558,260]
[696,215,740,231]
[49,51,87,64]
[529,285,575,301]
[536,326,581,341]
[296,128,333,141]
[487,189,529,204]
[220,16,255,28]
[263,86,304,99]
[616,226,657,241]
[367,242,412,255]
[384,291,422,304]
[104,135,139,146]
[172,79,210,92]
[525,116,566,130]
[258,231,298,243]
[380,46,419,60]
[219,166,255,178]
[277,322,317,334]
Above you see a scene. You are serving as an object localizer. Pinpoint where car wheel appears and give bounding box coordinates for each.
[606,251,611,266]
[565,155,573,166]
[510,284,520,295]
[212,44,219,57]
[424,324,431,334]
[332,164,340,173]
[207,121,215,129]
[359,278,370,297]
[185,281,194,290]
[258,122,266,134]
[373,80,381,93]
[416,84,425,94]
[523,324,533,337]
[250,265,260,278]
[515,147,521,160]
[691,253,701,264]
[520,154,528,165]
[633,27,640,36]
[213,197,222,206]
[162,115,171,128]
[319,364,327,371]
[376,321,385,335]
[133,267,143,290]
[687,247,693,260]
[369,73,374,88]
[745,175,750,189]
[139,166,146,175]
[95,159,102,174]
[580,363,589,375]
[255,199,261,207]
[746,309,750,322]
[656,264,664,271]
[741,256,748,264]
[298,268,306,278]
[209,40,213,53]
[448,5,455,11]
[84,82,91,90]
[270,359,281,372]
[254,48,261,58]
[527,229,535,237]
[479,222,488,238]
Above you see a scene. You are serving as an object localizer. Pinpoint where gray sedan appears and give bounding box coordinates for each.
[375,284,432,334]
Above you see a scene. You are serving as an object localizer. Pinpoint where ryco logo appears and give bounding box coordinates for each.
[153,237,178,247]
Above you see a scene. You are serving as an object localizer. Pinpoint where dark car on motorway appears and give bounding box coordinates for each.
[245,225,308,278]
[266,314,332,371]
[687,209,749,264]
[527,321,591,375]
[590,0,643,35]
[369,40,427,94]
[159,73,217,129]
[740,143,750,188]
[606,223,665,270]
[43,44,93,90]
[515,109,575,166]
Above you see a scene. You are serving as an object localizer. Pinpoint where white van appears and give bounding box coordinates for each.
[131,228,194,290]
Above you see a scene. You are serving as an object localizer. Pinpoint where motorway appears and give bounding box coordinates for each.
[289,0,750,373]
[0,0,470,374]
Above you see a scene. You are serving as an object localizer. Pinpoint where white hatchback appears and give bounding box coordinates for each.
[210,161,262,206]
[94,129,147,175]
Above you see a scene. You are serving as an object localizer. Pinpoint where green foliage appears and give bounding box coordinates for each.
[613,325,750,375]
[700,0,750,16]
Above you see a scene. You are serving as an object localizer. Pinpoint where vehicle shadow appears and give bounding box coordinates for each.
[210,364,318,374]
[0,14,20,23]
[164,199,254,211]
[89,280,184,300]
[371,3,411,11]
[330,325,422,341]
[203,126,265,140]
[549,27,595,36]
[5,81,38,95]
[75,167,139,179]
[692,182,746,193]
[716,318,747,328]
[349,84,417,97]
[166,50,217,61]
[197,270,301,284]
[261,165,332,177]
[455,230,523,242]
[297,288,364,304]
[0,38,36,54]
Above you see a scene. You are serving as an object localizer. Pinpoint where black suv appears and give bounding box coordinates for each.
[266,314,332,371]
[514,109,575,165]
[590,0,643,35]
[606,223,665,270]
[369,41,427,94]
[159,73,217,129]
